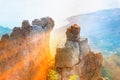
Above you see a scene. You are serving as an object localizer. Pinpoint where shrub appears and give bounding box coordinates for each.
[101,67,112,80]
[47,70,58,80]
[68,75,79,80]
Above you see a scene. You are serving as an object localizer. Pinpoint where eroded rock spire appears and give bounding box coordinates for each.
[55,24,103,80]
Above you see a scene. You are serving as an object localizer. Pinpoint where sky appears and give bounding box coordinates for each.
[0,0,120,28]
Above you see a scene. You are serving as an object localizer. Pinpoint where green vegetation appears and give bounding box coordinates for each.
[101,67,113,80]
[68,75,79,80]
[47,69,58,80]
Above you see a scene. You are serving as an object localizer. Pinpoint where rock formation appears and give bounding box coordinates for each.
[0,17,54,80]
[55,24,103,80]
[0,17,103,80]
[81,52,103,80]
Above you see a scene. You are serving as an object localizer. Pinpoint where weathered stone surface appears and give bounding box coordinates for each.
[1,34,9,41]
[55,24,81,68]
[55,24,90,68]
[22,20,31,28]
[9,17,54,40]
[55,24,103,80]
[79,37,90,59]
[0,17,54,80]
[80,52,103,80]
[55,47,79,67]
[21,20,32,36]
[32,19,41,26]
[10,27,24,39]
[32,17,54,32]
[66,24,80,41]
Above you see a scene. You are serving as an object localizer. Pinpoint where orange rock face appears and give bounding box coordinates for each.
[0,17,54,80]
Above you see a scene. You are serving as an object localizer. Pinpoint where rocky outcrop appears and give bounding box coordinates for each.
[1,34,9,41]
[81,52,103,80]
[32,18,54,31]
[0,17,54,80]
[55,24,103,80]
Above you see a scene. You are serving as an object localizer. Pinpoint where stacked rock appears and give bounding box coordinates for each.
[55,24,103,80]
[55,24,90,68]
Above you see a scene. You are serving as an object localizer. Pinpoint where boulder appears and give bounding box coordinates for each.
[66,24,80,41]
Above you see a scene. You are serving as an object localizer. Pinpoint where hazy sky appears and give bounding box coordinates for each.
[0,0,120,28]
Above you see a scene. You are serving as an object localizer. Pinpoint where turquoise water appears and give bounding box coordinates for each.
[87,25,120,55]
[0,26,11,37]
